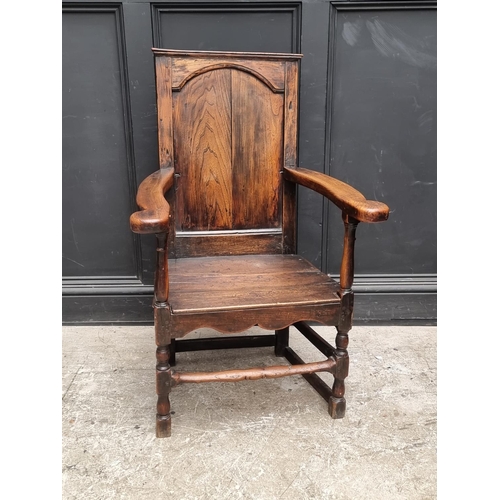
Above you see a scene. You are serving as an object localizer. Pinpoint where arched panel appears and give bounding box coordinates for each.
[172,68,284,233]
[175,63,282,93]
[231,70,283,229]
[173,69,233,231]
[169,54,286,91]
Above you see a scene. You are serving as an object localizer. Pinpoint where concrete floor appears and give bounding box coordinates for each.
[62,324,436,500]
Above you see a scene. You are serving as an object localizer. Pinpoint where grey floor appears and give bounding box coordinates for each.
[62,324,436,500]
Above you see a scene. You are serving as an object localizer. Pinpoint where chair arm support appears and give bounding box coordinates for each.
[283,166,389,223]
[130,167,175,234]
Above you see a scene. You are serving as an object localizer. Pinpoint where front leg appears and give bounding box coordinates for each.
[329,291,353,418]
[329,323,350,418]
[329,213,358,419]
[154,231,173,437]
[156,344,172,437]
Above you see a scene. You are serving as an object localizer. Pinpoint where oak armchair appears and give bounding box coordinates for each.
[130,49,389,437]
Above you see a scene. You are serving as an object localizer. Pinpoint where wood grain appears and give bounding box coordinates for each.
[174,69,233,231]
[129,167,174,234]
[171,57,286,92]
[171,357,335,385]
[284,166,390,223]
[155,56,174,170]
[282,61,300,252]
[168,254,340,314]
[231,70,283,229]
[169,304,341,339]
[283,62,299,168]
[174,230,282,257]
[154,233,169,303]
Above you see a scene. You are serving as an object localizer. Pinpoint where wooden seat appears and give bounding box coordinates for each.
[130,48,389,437]
[168,254,341,335]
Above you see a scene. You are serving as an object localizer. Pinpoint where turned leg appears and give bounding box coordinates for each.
[156,344,172,437]
[329,328,349,418]
[274,327,289,357]
[153,232,173,437]
[329,213,358,419]
[170,338,176,367]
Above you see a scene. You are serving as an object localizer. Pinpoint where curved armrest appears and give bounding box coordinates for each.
[284,166,389,223]
[130,167,175,234]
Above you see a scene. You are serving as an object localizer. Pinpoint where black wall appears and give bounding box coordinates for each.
[62,0,437,324]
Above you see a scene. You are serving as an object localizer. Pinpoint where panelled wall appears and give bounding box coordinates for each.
[62,0,437,324]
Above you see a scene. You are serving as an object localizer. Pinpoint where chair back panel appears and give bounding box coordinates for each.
[173,68,234,232]
[153,49,301,257]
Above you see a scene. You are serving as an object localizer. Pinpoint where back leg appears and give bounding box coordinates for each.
[275,327,289,357]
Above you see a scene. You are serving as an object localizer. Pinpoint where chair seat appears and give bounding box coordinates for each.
[168,254,341,315]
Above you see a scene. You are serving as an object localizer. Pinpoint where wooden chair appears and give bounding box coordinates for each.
[130,49,389,437]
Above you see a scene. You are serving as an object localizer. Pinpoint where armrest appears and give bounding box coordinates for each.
[283,166,389,223]
[130,167,175,234]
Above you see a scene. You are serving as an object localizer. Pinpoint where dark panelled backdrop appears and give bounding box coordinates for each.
[62,0,437,324]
